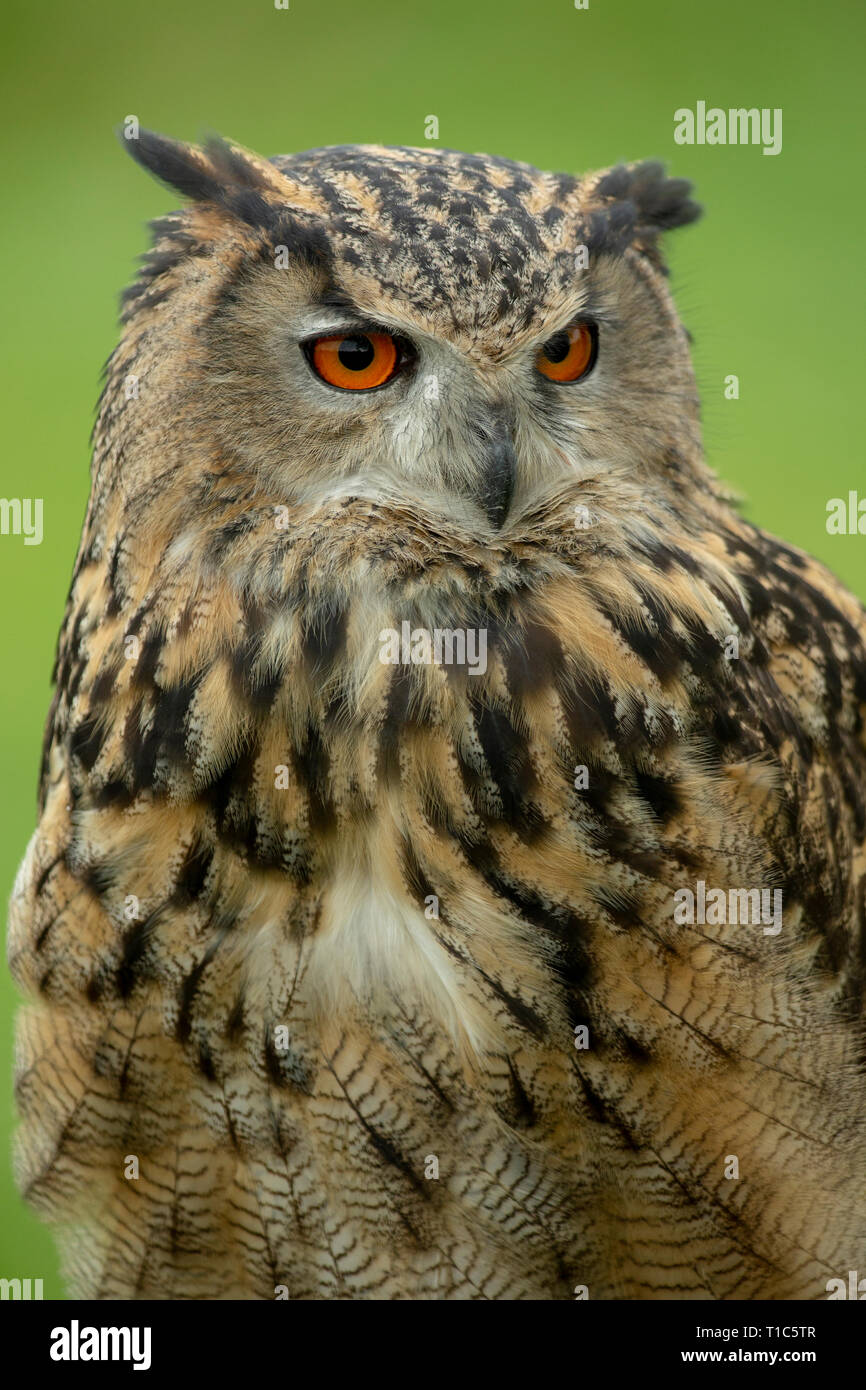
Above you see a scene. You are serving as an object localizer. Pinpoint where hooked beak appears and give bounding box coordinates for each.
[475,412,516,530]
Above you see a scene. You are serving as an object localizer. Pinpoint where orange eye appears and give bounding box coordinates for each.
[308,331,400,390]
[535,322,597,383]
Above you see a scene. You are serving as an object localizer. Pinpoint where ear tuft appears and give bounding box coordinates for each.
[595,160,702,239]
[121,128,225,204]
[202,134,275,191]
[119,128,288,230]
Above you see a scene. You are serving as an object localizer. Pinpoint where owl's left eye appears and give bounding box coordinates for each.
[304,331,407,391]
[535,321,597,383]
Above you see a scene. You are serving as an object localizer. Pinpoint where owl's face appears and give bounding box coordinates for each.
[117,136,704,542]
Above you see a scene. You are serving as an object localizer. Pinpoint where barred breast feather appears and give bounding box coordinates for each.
[10,466,866,1297]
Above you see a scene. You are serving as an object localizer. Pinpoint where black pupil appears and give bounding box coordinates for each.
[338,335,375,371]
[543,331,571,364]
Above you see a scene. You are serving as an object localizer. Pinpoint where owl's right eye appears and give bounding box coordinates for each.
[304,331,406,391]
[535,321,597,383]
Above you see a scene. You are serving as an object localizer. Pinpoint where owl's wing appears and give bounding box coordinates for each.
[431,506,866,1299]
[9,507,356,1298]
[705,520,866,1003]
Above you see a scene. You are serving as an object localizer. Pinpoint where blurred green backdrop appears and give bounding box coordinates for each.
[1,0,863,1298]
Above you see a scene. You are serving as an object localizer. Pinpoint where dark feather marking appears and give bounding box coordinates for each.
[176,920,236,1043]
[469,696,541,835]
[618,1029,653,1063]
[131,629,164,689]
[838,754,866,840]
[597,593,683,685]
[104,539,126,616]
[34,852,65,898]
[575,759,620,823]
[633,768,682,823]
[207,749,265,863]
[399,838,436,906]
[82,860,117,897]
[197,1040,217,1082]
[323,1056,430,1198]
[388,1026,455,1114]
[558,669,618,748]
[291,723,335,834]
[503,621,563,698]
[90,660,123,707]
[172,839,214,905]
[454,825,498,877]
[117,905,167,998]
[438,933,547,1040]
[378,666,414,783]
[124,596,156,639]
[126,676,202,792]
[231,624,284,715]
[503,1056,537,1129]
[69,714,105,773]
[206,515,259,559]
[486,871,597,1000]
[302,601,348,675]
[94,779,134,810]
[226,994,245,1041]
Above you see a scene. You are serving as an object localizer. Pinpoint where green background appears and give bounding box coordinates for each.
[1,0,863,1298]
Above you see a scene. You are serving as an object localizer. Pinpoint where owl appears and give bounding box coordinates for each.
[8,130,866,1302]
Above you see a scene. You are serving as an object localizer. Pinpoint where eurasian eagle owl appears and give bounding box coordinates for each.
[9,130,866,1300]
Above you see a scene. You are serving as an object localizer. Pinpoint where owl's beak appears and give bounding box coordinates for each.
[476,415,516,530]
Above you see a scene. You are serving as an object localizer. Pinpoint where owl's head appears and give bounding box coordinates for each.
[111,130,705,541]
